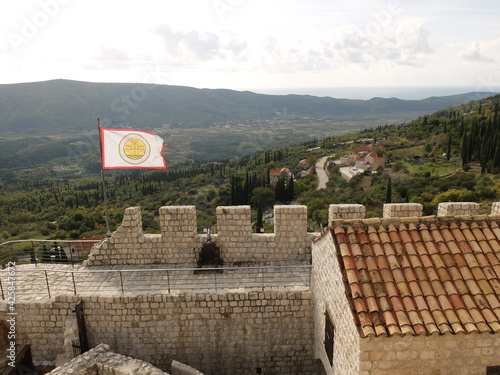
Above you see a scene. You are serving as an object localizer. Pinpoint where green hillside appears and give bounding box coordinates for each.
[0,92,499,249]
[0,79,495,134]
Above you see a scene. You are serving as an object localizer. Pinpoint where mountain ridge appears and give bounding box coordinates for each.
[0,79,496,135]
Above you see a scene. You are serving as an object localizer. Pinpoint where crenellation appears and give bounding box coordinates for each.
[87,202,500,267]
[329,204,366,224]
[87,205,311,266]
[383,203,423,218]
[437,202,480,216]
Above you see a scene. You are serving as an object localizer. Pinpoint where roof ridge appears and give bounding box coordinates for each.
[330,214,500,228]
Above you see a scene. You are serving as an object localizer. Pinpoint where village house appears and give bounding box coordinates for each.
[355,151,386,170]
[269,167,292,184]
[298,159,310,170]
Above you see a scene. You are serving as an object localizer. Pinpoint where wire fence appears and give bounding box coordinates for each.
[0,265,312,300]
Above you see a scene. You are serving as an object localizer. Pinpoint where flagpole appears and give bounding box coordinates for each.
[97,118,112,237]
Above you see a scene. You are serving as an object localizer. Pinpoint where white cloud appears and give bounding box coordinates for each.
[0,0,499,90]
[460,42,496,63]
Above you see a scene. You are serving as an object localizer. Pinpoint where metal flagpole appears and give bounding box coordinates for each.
[97,118,112,237]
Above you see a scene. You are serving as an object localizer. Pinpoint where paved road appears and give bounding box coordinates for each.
[0,263,312,302]
[315,156,330,189]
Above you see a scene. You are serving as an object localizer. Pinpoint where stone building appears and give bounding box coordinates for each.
[313,202,500,375]
[0,202,499,374]
[269,167,291,184]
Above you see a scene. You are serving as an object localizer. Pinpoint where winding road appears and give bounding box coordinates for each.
[315,156,330,190]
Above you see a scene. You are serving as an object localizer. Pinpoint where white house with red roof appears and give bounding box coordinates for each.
[269,167,292,184]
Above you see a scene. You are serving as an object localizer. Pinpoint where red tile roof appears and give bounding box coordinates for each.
[331,217,500,337]
[269,167,290,176]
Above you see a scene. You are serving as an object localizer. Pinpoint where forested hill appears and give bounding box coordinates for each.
[0,79,495,135]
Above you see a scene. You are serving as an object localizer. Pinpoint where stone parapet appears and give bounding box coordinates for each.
[437,202,480,216]
[383,203,423,218]
[87,205,311,266]
[492,202,500,215]
[328,204,366,223]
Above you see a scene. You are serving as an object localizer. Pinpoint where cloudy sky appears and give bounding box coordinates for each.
[1,0,499,97]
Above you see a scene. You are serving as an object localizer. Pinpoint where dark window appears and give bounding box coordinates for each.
[324,311,335,366]
[487,366,500,375]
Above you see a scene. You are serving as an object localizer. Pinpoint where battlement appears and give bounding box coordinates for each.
[329,201,500,227]
[87,205,313,266]
[87,202,500,266]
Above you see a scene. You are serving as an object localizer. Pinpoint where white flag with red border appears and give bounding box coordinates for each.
[99,127,166,169]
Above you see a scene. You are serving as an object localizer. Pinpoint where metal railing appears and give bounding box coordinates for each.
[0,265,312,299]
[0,239,99,267]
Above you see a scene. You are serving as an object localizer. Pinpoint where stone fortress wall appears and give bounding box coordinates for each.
[8,291,318,375]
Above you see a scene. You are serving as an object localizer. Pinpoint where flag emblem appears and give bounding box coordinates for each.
[120,134,150,164]
[100,127,166,169]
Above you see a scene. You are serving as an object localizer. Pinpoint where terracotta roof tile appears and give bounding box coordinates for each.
[453,253,468,267]
[471,267,486,280]
[481,222,497,240]
[413,267,427,281]
[399,227,413,243]
[479,240,494,254]
[380,268,394,283]
[330,217,500,337]
[491,221,500,236]
[447,241,461,254]
[449,266,463,281]
[343,256,355,270]
[351,243,363,257]
[493,264,500,279]
[437,268,451,282]
[487,240,500,253]
[454,279,469,294]
[486,251,500,265]
[469,241,482,253]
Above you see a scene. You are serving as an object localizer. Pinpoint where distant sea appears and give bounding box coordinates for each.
[254,86,500,100]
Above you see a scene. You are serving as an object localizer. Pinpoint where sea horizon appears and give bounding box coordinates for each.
[252,86,500,100]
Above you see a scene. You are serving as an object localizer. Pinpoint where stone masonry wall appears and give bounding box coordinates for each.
[330,202,500,225]
[0,290,322,375]
[383,203,423,218]
[360,333,500,375]
[87,205,313,266]
[437,202,480,216]
[328,204,366,224]
[312,231,360,375]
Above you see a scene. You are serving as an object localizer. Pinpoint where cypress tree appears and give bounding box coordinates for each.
[256,205,263,233]
[446,134,452,161]
[386,177,392,204]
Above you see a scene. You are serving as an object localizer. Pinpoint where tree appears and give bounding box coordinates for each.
[250,187,274,209]
[256,205,264,233]
[386,177,392,203]
[446,134,452,161]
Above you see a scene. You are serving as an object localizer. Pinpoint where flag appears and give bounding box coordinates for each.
[99,127,166,169]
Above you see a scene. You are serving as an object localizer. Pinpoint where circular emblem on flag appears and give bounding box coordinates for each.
[118,133,151,164]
